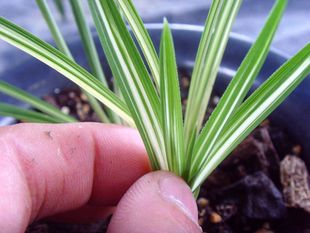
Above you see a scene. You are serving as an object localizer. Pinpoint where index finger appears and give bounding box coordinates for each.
[0,123,150,231]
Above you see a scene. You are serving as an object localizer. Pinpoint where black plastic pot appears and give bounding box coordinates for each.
[0,24,309,166]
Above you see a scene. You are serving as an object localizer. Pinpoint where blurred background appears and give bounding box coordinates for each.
[0,0,309,70]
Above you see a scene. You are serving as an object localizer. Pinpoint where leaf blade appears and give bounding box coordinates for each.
[160,19,184,176]
[183,0,243,169]
[36,0,71,55]
[191,42,310,190]
[0,103,61,123]
[0,80,76,123]
[0,17,133,125]
[190,0,288,179]
[69,0,121,122]
[89,0,167,170]
[36,0,112,123]
[116,0,160,89]
[69,0,108,85]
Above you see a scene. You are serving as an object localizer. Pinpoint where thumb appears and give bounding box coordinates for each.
[107,171,202,233]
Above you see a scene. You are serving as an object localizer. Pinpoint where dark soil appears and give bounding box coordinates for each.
[26,70,310,233]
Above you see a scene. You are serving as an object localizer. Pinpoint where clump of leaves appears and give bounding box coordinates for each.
[0,0,309,192]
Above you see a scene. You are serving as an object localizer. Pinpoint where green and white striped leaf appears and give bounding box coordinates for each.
[191,42,310,190]
[89,0,166,170]
[0,17,133,125]
[183,0,243,165]
[0,103,60,123]
[36,0,111,123]
[69,0,120,122]
[116,0,160,89]
[0,81,76,123]
[160,19,184,176]
[189,0,287,179]
[36,0,71,55]
[69,0,108,86]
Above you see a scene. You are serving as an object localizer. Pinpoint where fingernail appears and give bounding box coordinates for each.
[159,175,198,223]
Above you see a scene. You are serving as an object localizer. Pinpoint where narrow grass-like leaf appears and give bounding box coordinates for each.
[69,0,108,85]
[111,81,123,125]
[89,0,166,170]
[86,94,111,123]
[36,0,111,123]
[116,0,160,89]
[36,0,71,55]
[0,17,133,125]
[191,43,310,190]
[189,0,287,178]
[0,81,76,123]
[160,19,184,176]
[183,0,243,167]
[0,103,61,123]
[69,0,120,122]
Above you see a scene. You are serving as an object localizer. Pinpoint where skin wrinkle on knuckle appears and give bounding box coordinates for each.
[82,129,97,202]
[0,135,33,228]
[89,129,114,204]
[1,130,49,221]
[88,128,100,204]
[33,177,48,221]
[0,125,69,223]
[35,161,66,220]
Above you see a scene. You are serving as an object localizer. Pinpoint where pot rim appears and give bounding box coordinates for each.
[0,23,289,126]
[144,23,290,59]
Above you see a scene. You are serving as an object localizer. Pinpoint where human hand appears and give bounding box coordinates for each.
[0,123,201,233]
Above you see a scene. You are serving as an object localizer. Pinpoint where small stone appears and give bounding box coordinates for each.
[209,212,222,223]
[77,110,86,121]
[181,77,190,88]
[54,88,60,94]
[292,145,302,155]
[199,209,206,217]
[82,104,90,114]
[216,203,238,220]
[61,106,70,115]
[212,96,220,105]
[206,127,280,189]
[197,198,209,208]
[80,93,88,101]
[76,102,83,109]
[242,172,286,219]
[280,155,310,213]
[218,172,286,219]
[69,92,76,98]
[198,217,204,226]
